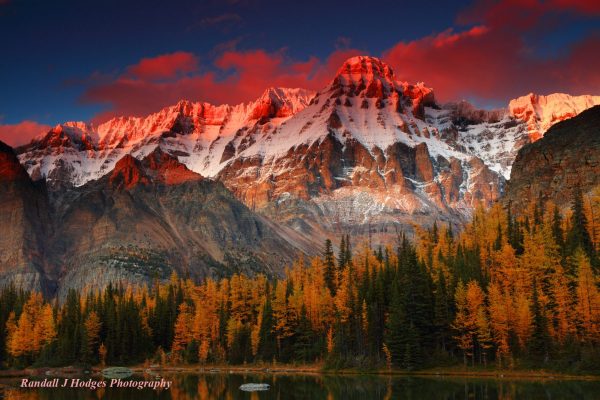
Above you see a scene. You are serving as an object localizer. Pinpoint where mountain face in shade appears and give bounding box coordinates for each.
[0,141,52,294]
[0,145,312,296]
[504,105,600,212]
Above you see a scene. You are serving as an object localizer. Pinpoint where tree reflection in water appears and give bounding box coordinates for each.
[2,373,600,399]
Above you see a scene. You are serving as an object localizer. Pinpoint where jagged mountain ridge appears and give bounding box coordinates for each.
[1,143,314,296]
[18,87,315,188]
[509,92,600,141]
[15,56,600,237]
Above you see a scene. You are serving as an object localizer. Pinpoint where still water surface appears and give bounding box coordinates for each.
[2,373,600,399]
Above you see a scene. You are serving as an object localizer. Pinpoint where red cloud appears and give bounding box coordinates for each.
[0,121,51,148]
[80,0,599,122]
[84,49,362,122]
[549,0,600,14]
[458,0,600,28]
[384,0,600,103]
[127,52,199,80]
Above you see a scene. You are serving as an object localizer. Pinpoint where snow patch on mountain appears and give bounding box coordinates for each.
[13,56,600,226]
[509,93,600,140]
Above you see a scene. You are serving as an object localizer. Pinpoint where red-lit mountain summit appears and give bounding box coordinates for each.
[2,56,600,294]
[16,56,599,215]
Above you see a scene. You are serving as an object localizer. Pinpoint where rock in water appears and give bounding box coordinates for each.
[101,367,133,379]
[239,383,270,392]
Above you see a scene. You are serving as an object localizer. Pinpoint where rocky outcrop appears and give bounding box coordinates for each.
[0,143,312,296]
[0,141,52,294]
[509,93,600,141]
[504,105,600,211]
[214,56,502,236]
[109,155,151,189]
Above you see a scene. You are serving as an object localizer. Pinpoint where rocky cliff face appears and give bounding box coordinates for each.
[504,105,600,211]
[214,56,504,237]
[0,141,52,294]
[1,144,312,296]
[508,93,600,141]
[49,148,311,297]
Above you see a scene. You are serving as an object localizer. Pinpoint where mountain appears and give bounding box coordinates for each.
[504,105,600,211]
[1,144,314,296]
[18,87,314,189]
[0,141,52,294]
[215,56,508,238]
[10,56,600,264]
[508,93,600,141]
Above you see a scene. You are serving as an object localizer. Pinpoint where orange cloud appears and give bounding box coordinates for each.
[80,0,600,122]
[383,0,600,103]
[0,121,50,148]
[127,52,199,80]
[83,49,362,122]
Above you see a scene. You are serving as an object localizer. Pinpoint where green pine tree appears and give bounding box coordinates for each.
[323,239,337,295]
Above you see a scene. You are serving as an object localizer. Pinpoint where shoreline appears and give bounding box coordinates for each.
[146,365,600,381]
[2,364,599,382]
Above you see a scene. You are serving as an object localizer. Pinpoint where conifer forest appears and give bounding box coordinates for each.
[1,189,600,373]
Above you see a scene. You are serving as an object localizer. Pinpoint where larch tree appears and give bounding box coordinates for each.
[574,250,600,344]
[452,281,475,366]
[513,291,533,351]
[172,303,194,356]
[465,281,486,366]
[487,282,511,368]
[84,311,102,361]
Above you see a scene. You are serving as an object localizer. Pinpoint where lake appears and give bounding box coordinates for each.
[2,372,600,399]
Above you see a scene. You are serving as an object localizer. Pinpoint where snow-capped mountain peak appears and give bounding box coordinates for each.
[249,87,314,119]
[13,56,600,233]
[332,56,397,92]
[17,86,316,185]
[509,92,600,140]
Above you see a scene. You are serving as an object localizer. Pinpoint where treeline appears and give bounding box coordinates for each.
[1,188,599,371]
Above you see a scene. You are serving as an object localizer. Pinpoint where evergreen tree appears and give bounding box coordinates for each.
[567,186,594,257]
[293,305,316,362]
[56,290,83,364]
[494,223,503,251]
[552,205,565,254]
[432,221,439,244]
[529,282,550,363]
[257,296,276,361]
[344,234,352,267]
[338,235,347,271]
[323,239,337,295]
[433,271,451,352]
[447,223,454,243]
[385,280,407,365]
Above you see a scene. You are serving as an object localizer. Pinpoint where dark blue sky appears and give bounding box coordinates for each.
[0,0,599,140]
[0,0,472,125]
